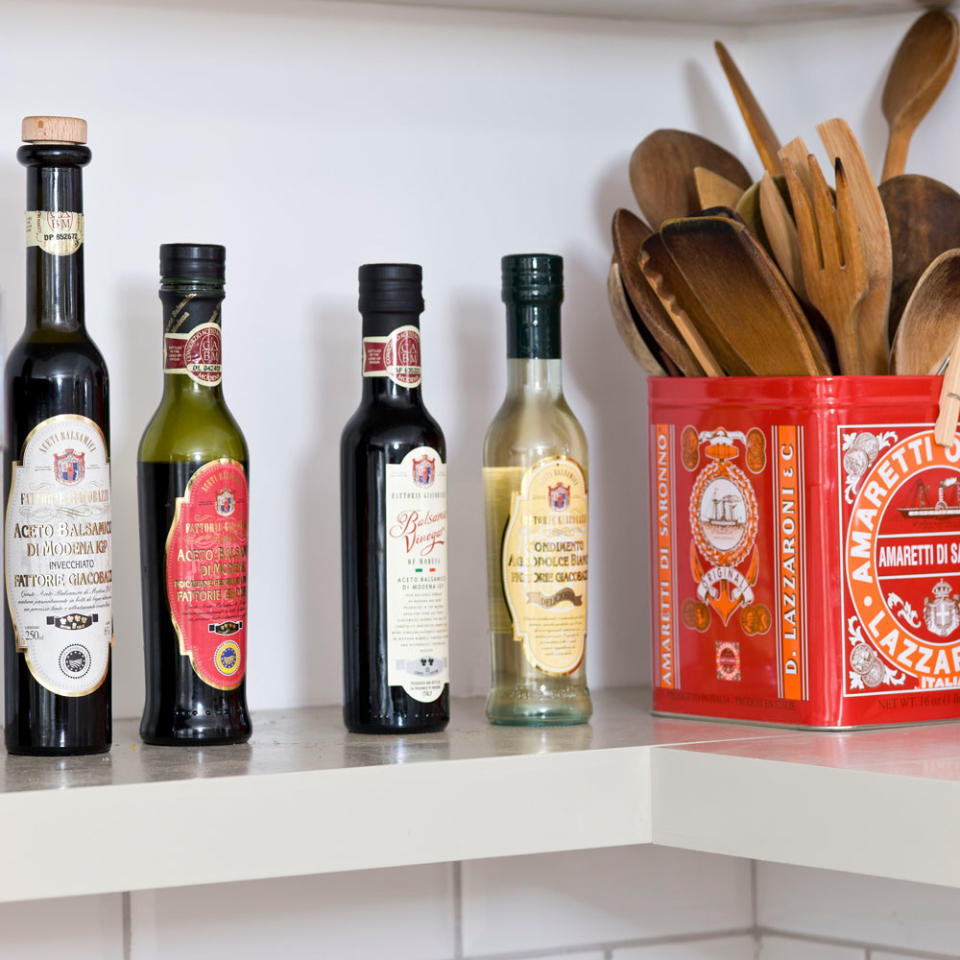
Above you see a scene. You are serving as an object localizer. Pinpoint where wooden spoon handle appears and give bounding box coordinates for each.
[936,328,960,445]
[882,123,911,183]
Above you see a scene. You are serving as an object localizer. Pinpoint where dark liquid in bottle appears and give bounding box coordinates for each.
[138,460,251,745]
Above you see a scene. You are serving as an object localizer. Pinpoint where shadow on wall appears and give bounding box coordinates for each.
[110,280,158,720]
[295,298,357,707]
[447,292,500,697]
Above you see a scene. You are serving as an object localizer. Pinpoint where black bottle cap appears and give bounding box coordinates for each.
[358,263,424,314]
[160,243,225,282]
[501,254,563,305]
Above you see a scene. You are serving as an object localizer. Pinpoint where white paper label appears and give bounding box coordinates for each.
[5,415,113,696]
[385,446,449,703]
[25,210,84,256]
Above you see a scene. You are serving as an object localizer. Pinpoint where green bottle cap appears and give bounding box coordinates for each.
[501,254,563,305]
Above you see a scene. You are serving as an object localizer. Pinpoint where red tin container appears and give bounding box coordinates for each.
[649,374,960,728]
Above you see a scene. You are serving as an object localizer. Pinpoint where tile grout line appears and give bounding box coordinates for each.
[453,860,464,960]
[758,927,960,960]
[122,891,131,960]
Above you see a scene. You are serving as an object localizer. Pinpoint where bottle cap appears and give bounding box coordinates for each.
[359,263,424,314]
[22,116,87,144]
[160,244,226,282]
[501,253,564,305]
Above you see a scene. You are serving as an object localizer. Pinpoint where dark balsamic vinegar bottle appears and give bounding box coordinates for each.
[4,117,112,755]
[341,264,450,733]
[138,244,251,745]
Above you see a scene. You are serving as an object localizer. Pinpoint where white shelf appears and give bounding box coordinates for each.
[349,0,929,24]
[4,689,960,901]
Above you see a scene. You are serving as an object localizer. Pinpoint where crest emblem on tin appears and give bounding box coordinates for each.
[923,580,960,638]
[216,488,236,517]
[413,456,435,486]
[53,449,85,485]
[682,427,770,635]
[548,483,570,511]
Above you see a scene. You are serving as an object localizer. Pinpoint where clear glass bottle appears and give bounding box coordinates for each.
[483,254,592,725]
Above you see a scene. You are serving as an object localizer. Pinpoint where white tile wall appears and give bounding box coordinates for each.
[130,863,455,960]
[759,935,865,960]
[756,862,960,955]
[0,893,123,960]
[461,846,753,956]
[613,936,756,958]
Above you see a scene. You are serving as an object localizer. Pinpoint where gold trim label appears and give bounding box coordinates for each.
[25,210,84,256]
[5,415,112,696]
[385,446,449,702]
[502,457,588,676]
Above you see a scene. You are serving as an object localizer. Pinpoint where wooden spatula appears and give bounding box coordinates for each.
[607,260,669,376]
[659,213,831,376]
[629,129,752,230]
[891,250,960,375]
[759,172,805,303]
[817,118,891,375]
[612,209,709,376]
[714,41,782,175]
[882,10,959,182]
[880,174,960,339]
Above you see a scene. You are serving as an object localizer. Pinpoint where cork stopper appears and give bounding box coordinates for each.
[21,116,87,144]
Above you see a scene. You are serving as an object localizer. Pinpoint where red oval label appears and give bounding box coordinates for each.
[166,460,248,689]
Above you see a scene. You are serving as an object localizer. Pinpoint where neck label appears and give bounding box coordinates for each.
[25,210,84,256]
[164,322,222,386]
[362,325,421,388]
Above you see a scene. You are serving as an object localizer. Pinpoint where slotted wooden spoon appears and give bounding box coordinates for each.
[612,208,707,376]
[880,174,960,339]
[882,10,959,182]
[629,129,752,230]
[891,249,960,375]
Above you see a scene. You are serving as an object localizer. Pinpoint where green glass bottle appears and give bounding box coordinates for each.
[137,244,251,745]
[483,254,592,725]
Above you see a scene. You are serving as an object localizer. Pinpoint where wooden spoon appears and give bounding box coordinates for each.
[817,118,891,375]
[714,41,782,175]
[880,174,960,338]
[936,326,960,446]
[891,250,960,375]
[659,213,830,376]
[694,167,745,211]
[629,129,752,230]
[881,10,959,182]
[607,260,669,376]
[611,209,707,376]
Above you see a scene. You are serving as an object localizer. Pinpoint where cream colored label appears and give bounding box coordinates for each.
[385,446,449,702]
[25,210,84,256]
[5,415,112,697]
[501,457,588,675]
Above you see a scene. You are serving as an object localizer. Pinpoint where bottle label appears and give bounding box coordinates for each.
[4,415,112,696]
[166,460,248,690]
[362,325,422,388]
[164,322,223,386]
[385,446,449,702]
[501,457,588,676]
[25,210,84,256]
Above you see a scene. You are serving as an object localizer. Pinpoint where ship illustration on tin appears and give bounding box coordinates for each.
[898,477,960,518]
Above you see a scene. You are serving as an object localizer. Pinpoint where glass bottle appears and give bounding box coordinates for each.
[4,116,112,755]
[483,254,592,725]
[341,263,450,733]
[138,243,251,744]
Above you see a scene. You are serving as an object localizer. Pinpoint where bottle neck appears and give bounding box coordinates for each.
[19,144,90,334]
[504,302,563,397]
[160,286,225,401]
[361,311,423,405]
